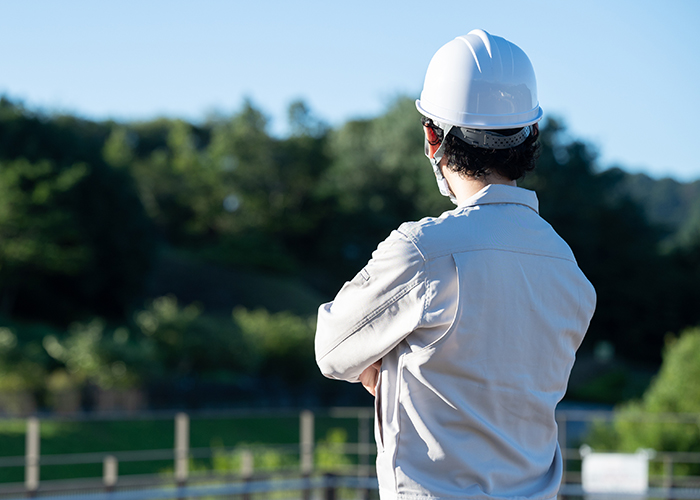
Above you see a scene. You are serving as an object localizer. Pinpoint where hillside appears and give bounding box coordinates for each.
[616,169,700,246]
[143,248,329,317]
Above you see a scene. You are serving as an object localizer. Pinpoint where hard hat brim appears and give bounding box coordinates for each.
[416,99,543,131]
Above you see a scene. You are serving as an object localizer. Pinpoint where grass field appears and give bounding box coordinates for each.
[0,411,370,484]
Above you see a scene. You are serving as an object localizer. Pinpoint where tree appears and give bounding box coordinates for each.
[0,99,156,323]
[233,307,316,383]
[586,327,700,475]
[0,159,91,316]
[124,119,225,244]
[312,97,451,288]
[202,100,331,272]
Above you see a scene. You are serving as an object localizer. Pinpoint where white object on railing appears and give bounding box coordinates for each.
[581,446,652,499]
[175,412,189,484]
[25,417,40,493]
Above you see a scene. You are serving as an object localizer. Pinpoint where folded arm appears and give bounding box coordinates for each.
[314,229,426,382]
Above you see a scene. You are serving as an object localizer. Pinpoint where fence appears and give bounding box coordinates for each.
[557,409,700,498]
[0,408,377,499]
[0,408,699,499]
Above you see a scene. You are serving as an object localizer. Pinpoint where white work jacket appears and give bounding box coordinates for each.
[315,184,596,500]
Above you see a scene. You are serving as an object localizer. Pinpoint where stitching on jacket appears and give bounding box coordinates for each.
[420,258,431,323]
[399,217,576,264]
[418,244,577,263]
[316,278,423,362]
[392,353,406,495]
[397,227,426,261]
[413,254,462,355]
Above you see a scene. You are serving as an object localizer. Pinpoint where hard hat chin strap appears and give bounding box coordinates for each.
[424,121,532,205]
[425,124,458,205]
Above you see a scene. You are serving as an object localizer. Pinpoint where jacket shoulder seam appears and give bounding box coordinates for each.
[427,246,577,262]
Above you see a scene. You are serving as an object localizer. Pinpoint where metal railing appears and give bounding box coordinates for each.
[0,408,377,499]
[557,409,700,492]
[0,407,699,499]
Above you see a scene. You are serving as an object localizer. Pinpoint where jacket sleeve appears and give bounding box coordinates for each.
[315,228,426,382]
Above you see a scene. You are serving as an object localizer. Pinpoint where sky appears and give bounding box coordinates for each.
[2,0,699,180]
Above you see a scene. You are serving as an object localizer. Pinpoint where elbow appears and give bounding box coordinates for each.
[314,303,361,382]
[315,306,348,380]
[316,355,340,380]
[315,349,356,382]
[315,346,361,383]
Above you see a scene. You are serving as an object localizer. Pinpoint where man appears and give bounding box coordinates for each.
[315,29,596,500]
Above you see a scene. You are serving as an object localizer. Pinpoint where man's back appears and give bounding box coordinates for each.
[374,184,596,499]
[316,185,595,500]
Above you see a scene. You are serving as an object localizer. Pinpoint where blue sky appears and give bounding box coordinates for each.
[2,0,699,180]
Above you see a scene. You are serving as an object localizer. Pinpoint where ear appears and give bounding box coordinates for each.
[423,125,441,159]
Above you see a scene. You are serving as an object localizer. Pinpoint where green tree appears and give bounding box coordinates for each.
[642,328,700,413]
[315,428,354,471]
[0,158,91,319]
[133,295,254,379]
[233,307,316,384]
[313,97,450,287]
[0,99,156,324]
[102,126,135,170]
[43,319,141,390]
[203,100,330,272]
[586,327,700,475]
[124,119,224,244]
[0,158,90,288]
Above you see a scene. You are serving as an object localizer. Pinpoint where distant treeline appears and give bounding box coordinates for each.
[0,95,699,411]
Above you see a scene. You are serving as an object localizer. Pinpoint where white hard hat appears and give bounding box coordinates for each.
[416,29,543,130]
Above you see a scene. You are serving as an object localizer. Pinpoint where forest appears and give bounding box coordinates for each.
[1,94,700,413]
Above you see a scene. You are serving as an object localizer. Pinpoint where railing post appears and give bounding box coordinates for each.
[175,412,189,488]
[358,410,371,500]
[103,455,118,492]
[25,417,40,496]
[663,454,673,491]
[300,410,315,500]
[324,472,337,500]
[557,412,568,490]
[241,449,254,500]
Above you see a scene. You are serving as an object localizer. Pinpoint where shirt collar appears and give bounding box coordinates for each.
[457,184,539,214]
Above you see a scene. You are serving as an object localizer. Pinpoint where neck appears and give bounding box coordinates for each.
[442,167,517,205]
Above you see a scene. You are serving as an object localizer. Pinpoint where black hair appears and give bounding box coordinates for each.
[421,116,540,180]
